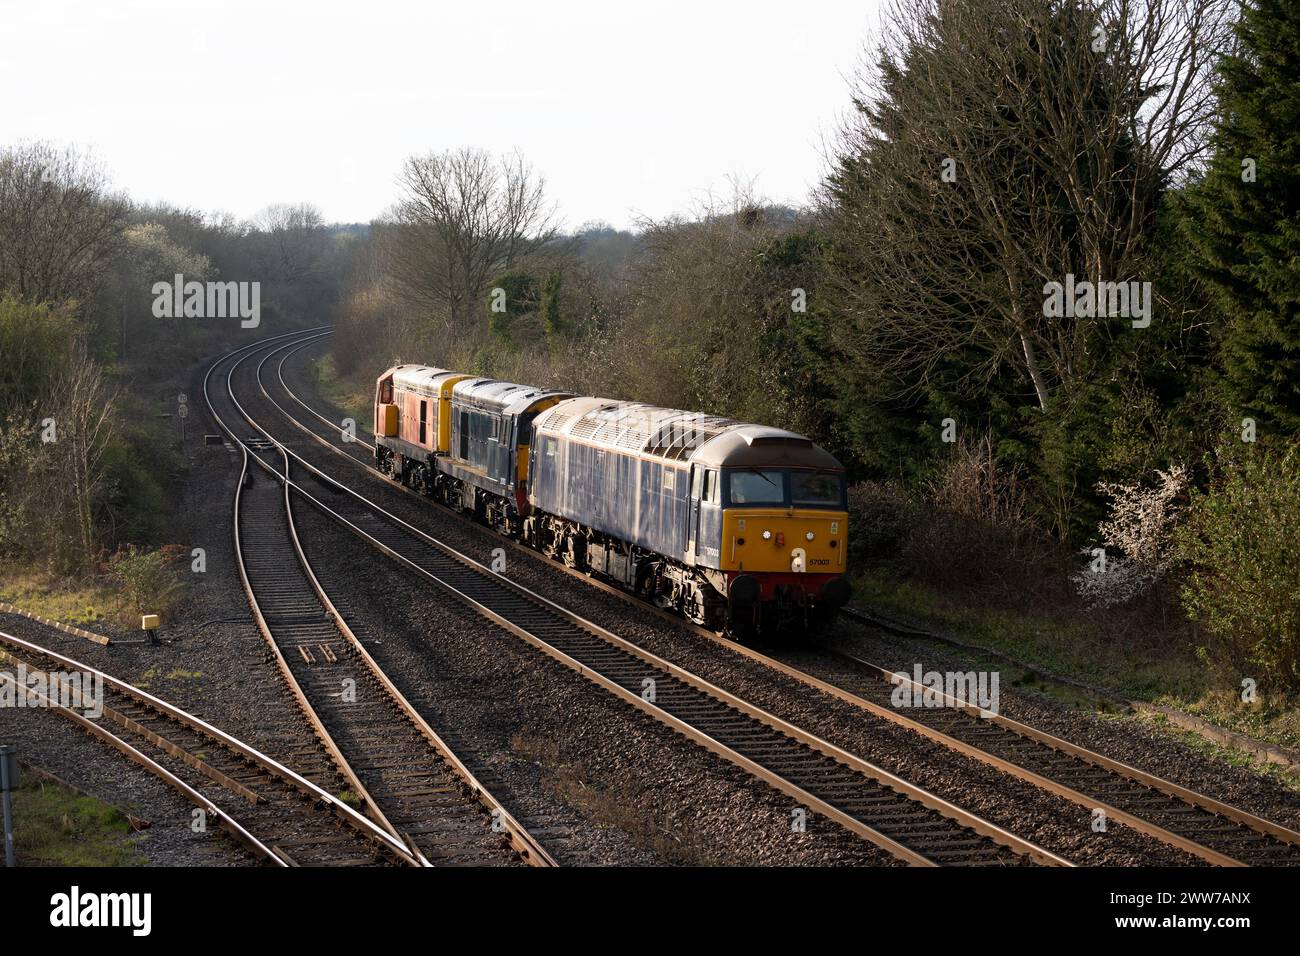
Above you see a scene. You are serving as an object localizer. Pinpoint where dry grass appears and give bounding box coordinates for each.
[310,354,372,435]
[0,566,122,627]
[1,549,186,631]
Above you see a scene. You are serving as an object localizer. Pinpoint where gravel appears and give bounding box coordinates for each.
[12,334,1288,870]
[0,350,357,867]
[293,500,897,866]
[271,347,1162,864]
[0,705,248,866]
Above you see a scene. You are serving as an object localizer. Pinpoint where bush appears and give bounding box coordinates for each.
[0,295,80,415]
[108,545,184,624]
[100,394,183,544]
[901,437,1061,600]
[1177,444,1300,690]
[849,438,1065,604]
[847,480,918,568]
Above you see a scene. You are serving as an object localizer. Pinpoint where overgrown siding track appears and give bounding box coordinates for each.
[0,629,416,867]
[271,329,1300,868]
[205,333,553,867]
[220,330,1070,867]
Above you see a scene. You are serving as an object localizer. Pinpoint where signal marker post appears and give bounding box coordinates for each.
[1,745,18,867]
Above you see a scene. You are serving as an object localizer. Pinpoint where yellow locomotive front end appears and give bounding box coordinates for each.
[719,508,847,575]
[685,435,852,632]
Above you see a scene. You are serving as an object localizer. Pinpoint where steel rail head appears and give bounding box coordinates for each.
[0,628,415,866]
[200,337,434,865]
[834,625,1300,853]
[271,326,1300,867]
[0,666,286,866]
[272,333,377,453]
[225,391,420,864]
[277,445,556,867]
[654,632,1247,866]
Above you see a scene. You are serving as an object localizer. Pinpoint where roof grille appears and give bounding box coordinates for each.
[570,418,602,440]
[645,415,731,460]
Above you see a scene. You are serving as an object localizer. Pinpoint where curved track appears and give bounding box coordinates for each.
[219,330,1077,867]
[270,329,1300,867]
[0,628,417,866]
[204,333,553,867]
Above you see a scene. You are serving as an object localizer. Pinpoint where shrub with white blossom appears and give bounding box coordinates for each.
[1072,464,1189,608]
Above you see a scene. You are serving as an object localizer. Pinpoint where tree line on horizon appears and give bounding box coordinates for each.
[0,141,344,604]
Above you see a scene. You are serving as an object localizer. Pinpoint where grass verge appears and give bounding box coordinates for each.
[310,353,372,435]
[852,569,1300,756]
[1,549,186,632]
[8,777,146,866]
[0,567,121,628]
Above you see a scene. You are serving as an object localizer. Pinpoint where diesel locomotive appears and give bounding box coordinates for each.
[372,363,851,635]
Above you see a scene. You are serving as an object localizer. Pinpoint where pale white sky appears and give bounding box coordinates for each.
[0,0,882,229]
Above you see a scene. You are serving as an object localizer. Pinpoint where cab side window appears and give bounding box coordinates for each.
[702,469,721,505]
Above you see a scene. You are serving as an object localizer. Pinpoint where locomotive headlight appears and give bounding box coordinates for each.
[805,531,815,541]
[762,530,772,540]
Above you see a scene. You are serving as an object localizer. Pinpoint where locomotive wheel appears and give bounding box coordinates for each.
[562,536,586,570]
[723,619,757,644]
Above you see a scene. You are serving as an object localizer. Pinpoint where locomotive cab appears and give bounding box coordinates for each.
[374,372,397,437]
[685,429,851,630]
[372,365,471,492]
[714,467,847,575]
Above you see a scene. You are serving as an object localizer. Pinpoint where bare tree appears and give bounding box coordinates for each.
[385,148,557,332]
[253,202,327,283]
[0,142,129,303]
[624,183,785,413]
[823,0,1233,412]
[50,346,118,568]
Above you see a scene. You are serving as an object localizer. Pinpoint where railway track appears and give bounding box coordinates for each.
[214,330,1075,867]
[823,610,1300,866]
[204,333,553,867]
[267,329,1300,867]
[0,628,417,867]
